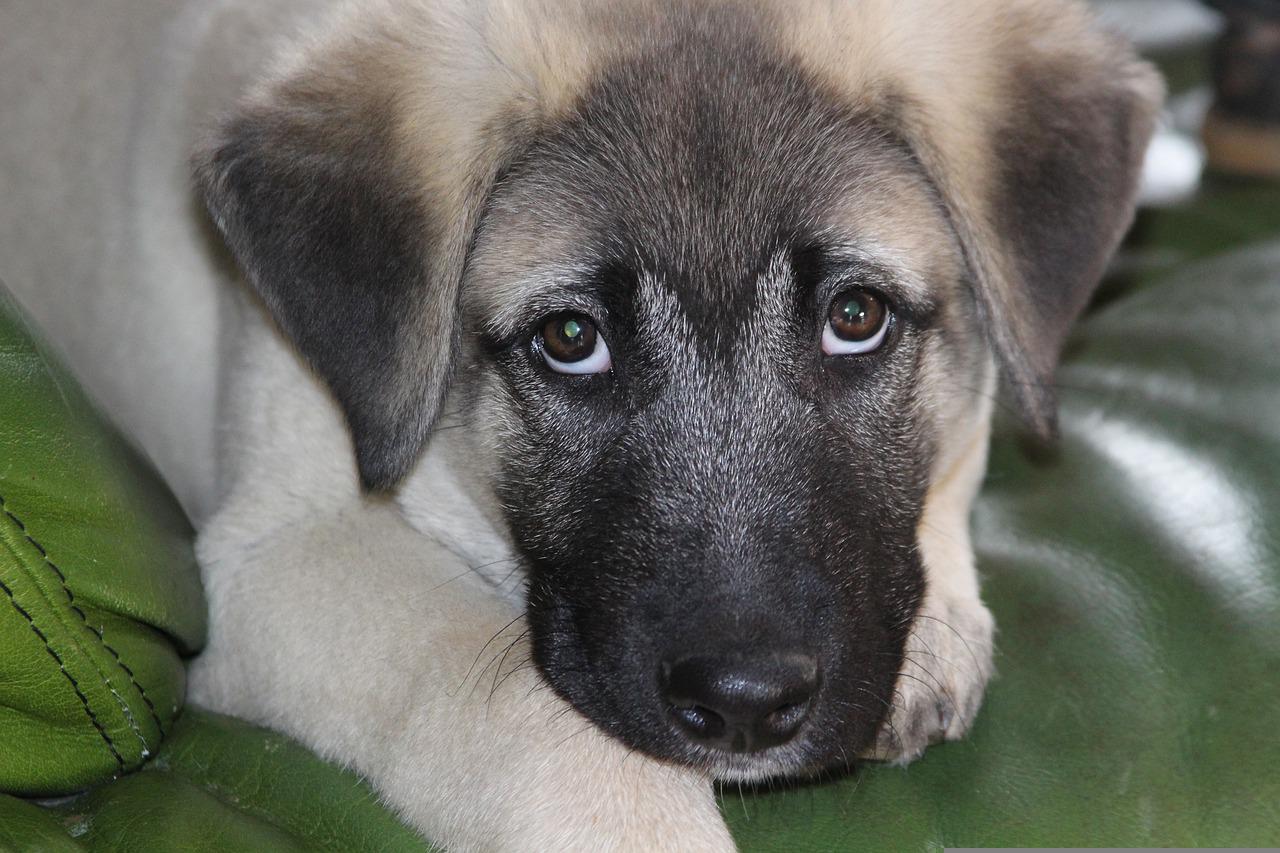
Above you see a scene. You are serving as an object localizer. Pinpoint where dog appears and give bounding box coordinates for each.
[0,0,1160,848]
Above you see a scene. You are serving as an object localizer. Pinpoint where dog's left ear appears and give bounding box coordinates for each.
[964,32,1162,437]
[193,11,547,490]
[846,1,1165,437]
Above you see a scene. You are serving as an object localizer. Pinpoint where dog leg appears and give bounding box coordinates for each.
[868,412,996,763]
[190,506,734,851]
[187,313,735,852]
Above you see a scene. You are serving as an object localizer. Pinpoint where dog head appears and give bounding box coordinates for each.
[196,0,1160,779]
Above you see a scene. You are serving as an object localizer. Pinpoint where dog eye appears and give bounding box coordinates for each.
[822,289,890,356]
[539,313,612,374]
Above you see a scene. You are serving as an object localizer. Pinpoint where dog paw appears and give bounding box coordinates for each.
[865,595,995,764]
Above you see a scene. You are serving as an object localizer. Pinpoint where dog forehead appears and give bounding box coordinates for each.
[466,47,955,341]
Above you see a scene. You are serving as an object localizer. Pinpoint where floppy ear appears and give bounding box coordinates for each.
[197,93,446,491]
[950,22,1163,436]
[899,3,1164,436]
[792,0,1163,436]
[193,10,545,490]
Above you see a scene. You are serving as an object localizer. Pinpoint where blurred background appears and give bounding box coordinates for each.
[1092,0,1279,292]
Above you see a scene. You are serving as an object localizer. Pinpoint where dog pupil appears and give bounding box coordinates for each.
[831,291,882,341]
[544,314,595,362]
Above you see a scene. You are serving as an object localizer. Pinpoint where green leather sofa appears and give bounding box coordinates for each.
[3,116,1279,853]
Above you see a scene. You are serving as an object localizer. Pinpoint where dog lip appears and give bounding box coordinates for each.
[693,737,818,783]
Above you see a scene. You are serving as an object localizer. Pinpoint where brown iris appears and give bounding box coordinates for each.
[541,313,598,363]
[828,289,887,342]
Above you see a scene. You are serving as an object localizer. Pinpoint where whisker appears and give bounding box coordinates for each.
[912,613,988,677]
[452,612,525,696]
[552,721,595,750]
[485,629,533,708]
[427,555,522,594]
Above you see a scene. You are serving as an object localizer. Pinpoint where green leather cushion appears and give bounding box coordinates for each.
[0,287,206,796]
[0,709,424,852]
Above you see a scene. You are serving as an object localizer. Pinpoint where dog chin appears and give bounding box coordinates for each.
[691,740,823,785]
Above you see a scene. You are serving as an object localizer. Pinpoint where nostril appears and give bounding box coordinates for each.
[763,700,810,737]
[670,704,726,740]
[660,651,819,753]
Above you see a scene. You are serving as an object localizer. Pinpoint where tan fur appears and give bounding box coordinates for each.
[878,365,998,760]
[773,0,1162,408]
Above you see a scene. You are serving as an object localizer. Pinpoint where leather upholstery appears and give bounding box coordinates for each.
[0,286,205,796]
[1,180,1277,849]
[0,710,425,851]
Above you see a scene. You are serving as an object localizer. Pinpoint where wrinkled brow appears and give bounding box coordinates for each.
[808,241,938,315]
[469,237,942,347]
[469,258,626,343]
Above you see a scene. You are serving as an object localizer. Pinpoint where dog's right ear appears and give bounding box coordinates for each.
[193,8,576,491]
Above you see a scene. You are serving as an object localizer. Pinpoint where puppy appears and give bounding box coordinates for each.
[0,0,1160,848]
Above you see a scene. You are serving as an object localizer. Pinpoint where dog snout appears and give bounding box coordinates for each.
[660,650,819,753]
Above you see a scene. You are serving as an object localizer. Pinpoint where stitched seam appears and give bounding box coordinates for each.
[0,575,125,772]
[0,500,151,759]
[0,495,165,742]
[0,495,163,746]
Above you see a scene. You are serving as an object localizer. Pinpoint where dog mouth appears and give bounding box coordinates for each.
[661,678,887,783]
[528,588,897,780]
[663,689,885,783]
[686,736,818,783]
[650,682,873,783]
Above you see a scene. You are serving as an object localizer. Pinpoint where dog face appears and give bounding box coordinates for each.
[460,41,987,775]
[196,0,1160,779]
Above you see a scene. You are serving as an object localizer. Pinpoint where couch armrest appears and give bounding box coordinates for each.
[0,283,205,796]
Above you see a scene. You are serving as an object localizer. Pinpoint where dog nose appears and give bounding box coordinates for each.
[661,651,819,753]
